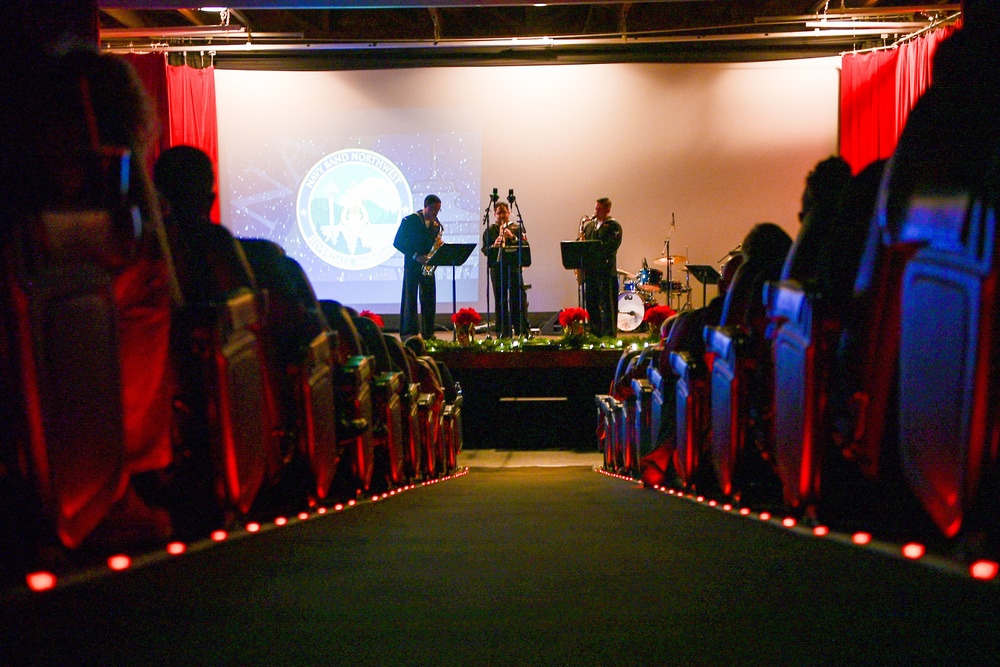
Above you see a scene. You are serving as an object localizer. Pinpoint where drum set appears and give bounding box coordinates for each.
[616,254,691,332]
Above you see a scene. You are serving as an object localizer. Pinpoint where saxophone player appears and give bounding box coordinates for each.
[393,194,443,339]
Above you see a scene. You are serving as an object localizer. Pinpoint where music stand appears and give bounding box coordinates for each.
[561,240,601,309]
[686,264,722,307]
[488,246,532,338]
[426,242,477,339]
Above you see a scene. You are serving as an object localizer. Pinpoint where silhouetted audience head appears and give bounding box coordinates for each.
[404,335,428,357]
[154,146,216,219]
[799,156,851,225]
[741,223,793,266]
[17,44,159,228]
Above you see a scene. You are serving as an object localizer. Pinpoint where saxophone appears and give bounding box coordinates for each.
[422,219,444,276]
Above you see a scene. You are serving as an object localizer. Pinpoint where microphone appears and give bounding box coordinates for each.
[490,187,499,204]
[507,188,515,205]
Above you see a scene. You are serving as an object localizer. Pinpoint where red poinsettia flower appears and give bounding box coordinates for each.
[558,307,589,327]
[451,307,482,326]
[642,305,676,330]
[359,310,385,328]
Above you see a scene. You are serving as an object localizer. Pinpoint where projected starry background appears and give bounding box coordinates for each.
[223,129,482,309]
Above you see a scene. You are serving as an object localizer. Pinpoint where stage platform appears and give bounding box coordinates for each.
[430,346,622,451]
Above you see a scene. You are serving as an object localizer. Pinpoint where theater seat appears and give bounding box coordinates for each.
[704,224,790,502]
[171,290,274,518]
[384,334,425,482]
[352,315,406,488]
[670,350,710,490]
[2,222,129,550]
[766,161,885,514]
[236,241,346,502]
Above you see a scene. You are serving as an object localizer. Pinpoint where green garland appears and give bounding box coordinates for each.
[425,332,656,353]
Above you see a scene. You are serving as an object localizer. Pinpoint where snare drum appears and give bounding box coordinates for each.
[660,280,685,293]
[635,268,663,292]
[622,279,638,292]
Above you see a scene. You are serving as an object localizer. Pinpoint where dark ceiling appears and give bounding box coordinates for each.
[96,1,962,69]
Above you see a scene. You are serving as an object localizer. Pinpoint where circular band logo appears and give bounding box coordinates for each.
[297,149,412,271]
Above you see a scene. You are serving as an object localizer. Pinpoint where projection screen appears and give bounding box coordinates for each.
[216,59,840,314]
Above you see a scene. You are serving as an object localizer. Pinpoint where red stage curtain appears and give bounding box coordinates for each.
[840,24,957,174]
[120,53,170,168]
[165,64,221,222]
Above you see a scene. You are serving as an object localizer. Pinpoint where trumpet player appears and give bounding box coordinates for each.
[393,194,443,339]
[579,197,622,337]
[482,201,530,337]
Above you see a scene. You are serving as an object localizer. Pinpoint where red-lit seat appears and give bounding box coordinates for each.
[319,300,377,493]
[352,314,406,488]
[384,334,425,482]
[704,225,790,503]
[1,219,129,551]
[236,241,346,502]
[171,290,274,520]
[766,161,884,515]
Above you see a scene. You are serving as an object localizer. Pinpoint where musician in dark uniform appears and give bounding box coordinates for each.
[482,201,530,337]
[579,197,623,337]
[393,194,442,338]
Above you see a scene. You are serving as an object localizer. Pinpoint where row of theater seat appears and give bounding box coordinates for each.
[598,32,1000,557]
[0,215,461,579]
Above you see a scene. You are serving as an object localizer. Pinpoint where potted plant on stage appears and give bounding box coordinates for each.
[359,310,385,329]
[451,307,482,345]
[641,305,676,341]
[558,307,589,340]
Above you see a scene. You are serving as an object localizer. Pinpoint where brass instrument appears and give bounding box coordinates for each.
[422,218,443,276]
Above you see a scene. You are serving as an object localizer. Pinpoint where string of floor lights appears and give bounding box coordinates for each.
[9,468,470,600]
[595,467,1000,583]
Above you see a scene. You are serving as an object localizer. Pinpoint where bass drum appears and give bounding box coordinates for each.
[617,291,646,332]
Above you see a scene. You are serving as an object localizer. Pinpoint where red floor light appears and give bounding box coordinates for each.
[852,532,872,545]
[782,517,796,528]
[274,517,287,526]
[759,512,771,521]
[696,496,705,502]
[211,530,228,541]
[708,500,717,507]
[372,495,380,502]
[334,504,344,511]
[902,543,925,560]
[739,508,751,515]
[26,571,57,592]
[298,512,310,520]
[970,560,999,581]
[317,507,327,514]
[246,522,261,533]
[166,542,187,555]
[348,500,357,506]
[813,526,829,537]
[723,504,732,511]
[108,554,132,571]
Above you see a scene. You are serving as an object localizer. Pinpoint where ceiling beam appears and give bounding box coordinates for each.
[97,0,697,8]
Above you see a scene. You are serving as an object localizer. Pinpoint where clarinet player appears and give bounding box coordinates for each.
[483,200,530,337]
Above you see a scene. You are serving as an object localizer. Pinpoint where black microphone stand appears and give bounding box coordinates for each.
[483,191,498,339]
[509,190,528,337]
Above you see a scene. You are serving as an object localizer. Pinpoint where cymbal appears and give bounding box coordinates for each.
[616,268,635,278]
[653,254,686,266]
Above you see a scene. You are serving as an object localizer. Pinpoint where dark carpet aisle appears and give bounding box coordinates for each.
[3,465,999,666]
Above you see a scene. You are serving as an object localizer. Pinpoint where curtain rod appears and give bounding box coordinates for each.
[841,11,961,56]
